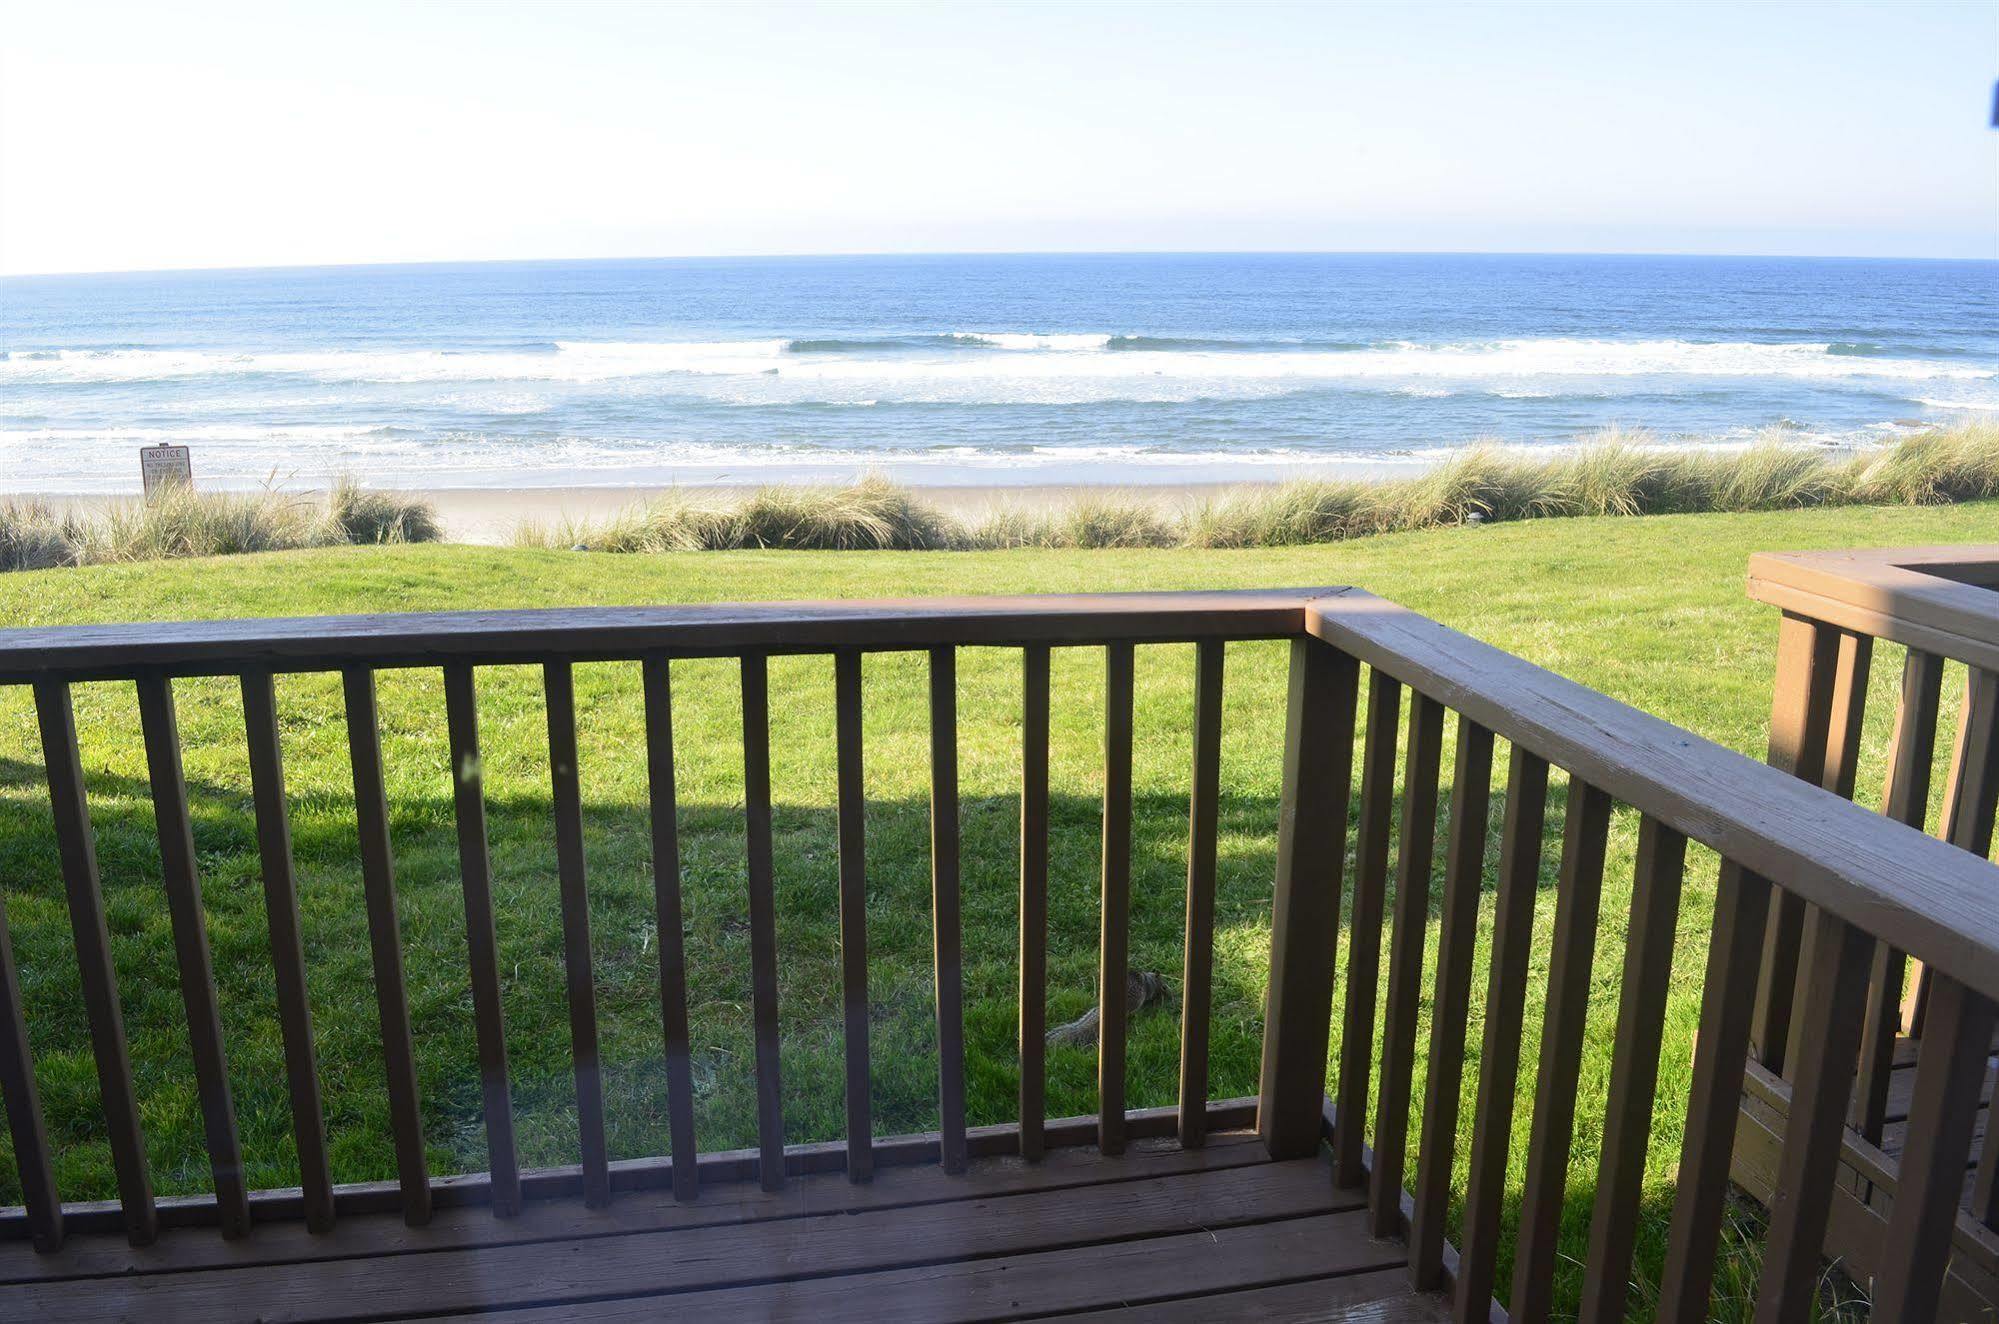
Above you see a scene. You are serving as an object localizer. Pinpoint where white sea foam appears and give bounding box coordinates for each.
[6,336,1988,396]
[945,332,1116,351]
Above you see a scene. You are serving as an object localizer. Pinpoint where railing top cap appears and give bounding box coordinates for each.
[1311,588,1999,1002]
[1748,544,1999,666]
[0,588,1344,682]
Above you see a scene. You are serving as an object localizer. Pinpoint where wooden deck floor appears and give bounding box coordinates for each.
[0,1129,1446,1322]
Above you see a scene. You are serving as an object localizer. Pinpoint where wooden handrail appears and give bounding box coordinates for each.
[4,585,1997,1321]
[0,589,1321,682]
[1306,589,1999,1005]
[1738,545,1999,1316]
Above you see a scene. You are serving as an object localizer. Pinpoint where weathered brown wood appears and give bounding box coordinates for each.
[441,662,520,1217]
[403,1209,1393,1323]
[1099,641,1135,1157]
[0,890,59,1251]
[1019,643,1051,1161]
[1258,637,1360,1161]
[543,660,610,1208]
[1508,778,1612,1324]
[1780,630,1872,1071]
[33,678,155,1247]
[1731,1061,1999,1324]
[134,672,250,1240]
[640,654,699,1201]
[0,1099,1265,1252]
[12,1168,1381,1324]
[1820,631,1873,800]
[1855,647,1942,1140]
[1369,687,1444,1236]
[341,666,431,1227]
[1337,667,1402,1189]
[1178,638,1223,1150]
[1063,1270,1450,1323]
[1752,613,1840,1074]
[1869,976,1997,1323]
[1746,546,1999,677]
[1450,743,1548,1324]
[1909,665,1999,1038]
[1305,592,1999,1007]
[1656,860,1772,1324]
[1409,716,1493,1289]
[1576,815,1687,1324]
[0,589,1323,683]
[1975,1072,1999,1228]
[240,669,334,1233]
[928,647,968,1175]
[739,653,786,1191]
[0,1125,1268,1279]
[834,648,873,1181]
[1753,910,1874,1324]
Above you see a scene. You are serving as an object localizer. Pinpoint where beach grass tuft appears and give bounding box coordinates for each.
[517,422,1999,556]
[0,500,86,572]
[0,481,443,570]
[324,475,445,545]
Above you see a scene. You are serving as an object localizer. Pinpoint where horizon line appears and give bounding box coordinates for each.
[5,245,1995,281]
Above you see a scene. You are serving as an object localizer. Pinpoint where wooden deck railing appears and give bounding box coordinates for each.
[2,586,1997,1322]
[1742,545,1999,1308]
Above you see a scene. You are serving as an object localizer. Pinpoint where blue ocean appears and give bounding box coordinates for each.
[2,253,1994,492]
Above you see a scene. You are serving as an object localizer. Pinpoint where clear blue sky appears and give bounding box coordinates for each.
[1,0,1993,275]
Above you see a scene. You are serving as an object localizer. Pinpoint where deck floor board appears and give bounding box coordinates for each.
[0,1133,1430,1322]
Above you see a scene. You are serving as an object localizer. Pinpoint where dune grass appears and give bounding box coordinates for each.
[4,499,1996,1316]
[0,481,440,570]
[512,422,1999,556]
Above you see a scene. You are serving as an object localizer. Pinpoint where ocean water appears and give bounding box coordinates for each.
[2,253,1995,492]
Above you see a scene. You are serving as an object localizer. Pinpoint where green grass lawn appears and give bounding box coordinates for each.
[4,499,1995,1317]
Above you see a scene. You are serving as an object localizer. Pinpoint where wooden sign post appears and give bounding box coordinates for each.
[140,444,193,499]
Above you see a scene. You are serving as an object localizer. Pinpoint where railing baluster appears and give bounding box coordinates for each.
[1099,642,1135,1157]
[0,887,60,1251]
[1869,975,1996,1323]
[442,662,520,1217]
[1258,636,1359,1159]
[1854,648,1942,1141]
[1019,644,1051,1162]
[545,660,610,1207]
[929,646,967,1175]
[342,665,431,1227]
[1906,665,1999,1038]
[1368,689,1445,1237]
[34,678,156,1246]
[1750,612,1839,1073]
[834,649,873,1182]
[1656,860,1773,1323]
[241,669,334,1232]
[1452,743,1549,1324]
[1508,778,1612,1324]
[1781,630,1872,1072]
[1177,639,1223,1149]
[1576,814,1687,1324]
[1753,909,1873,1324]
[135,672,250,1239]
[1336,667,1401,1188]
[1410,716,1493,1289]
[1975,1077,1999,1229]
[740,652,786,1191]
[641,655,700,1201]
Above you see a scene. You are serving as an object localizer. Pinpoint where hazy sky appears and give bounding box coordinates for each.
[2,0,1994,275]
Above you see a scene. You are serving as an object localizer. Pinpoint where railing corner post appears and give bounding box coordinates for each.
[1257,635,1359,1159]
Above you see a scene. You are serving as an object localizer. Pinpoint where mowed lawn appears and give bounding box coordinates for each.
[3,499,1996,1317]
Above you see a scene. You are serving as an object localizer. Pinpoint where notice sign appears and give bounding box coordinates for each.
[140,444,193,498]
